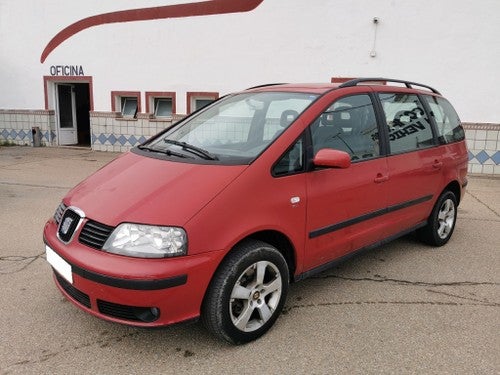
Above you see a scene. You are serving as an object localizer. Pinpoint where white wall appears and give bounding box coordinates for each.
[1,0,499,121]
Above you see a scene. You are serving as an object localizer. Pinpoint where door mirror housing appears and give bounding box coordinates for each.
[313,149,351,169]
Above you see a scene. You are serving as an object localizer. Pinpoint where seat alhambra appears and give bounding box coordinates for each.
[44,78,468,344]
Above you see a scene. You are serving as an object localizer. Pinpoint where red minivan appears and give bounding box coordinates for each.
[44,79,468,344]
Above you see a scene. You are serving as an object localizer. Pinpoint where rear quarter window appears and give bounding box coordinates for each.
[423,96,465,144]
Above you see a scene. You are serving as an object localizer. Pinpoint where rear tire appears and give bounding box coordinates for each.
[417,190,457,246]
[202,240,289,344]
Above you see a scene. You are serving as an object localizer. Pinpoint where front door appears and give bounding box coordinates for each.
[304,93,389,271]
[56,84,78,145]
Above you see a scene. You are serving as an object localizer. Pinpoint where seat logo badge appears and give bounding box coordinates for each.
[61,217,74,235]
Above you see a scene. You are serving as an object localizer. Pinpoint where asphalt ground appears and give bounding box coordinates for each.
[0,146,499,375]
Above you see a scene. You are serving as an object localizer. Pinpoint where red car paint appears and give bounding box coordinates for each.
[44,80,468,331]
[66,152,247,226]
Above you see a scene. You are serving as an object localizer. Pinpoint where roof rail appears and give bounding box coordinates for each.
[338,78,441,95]
[246,83,287,90]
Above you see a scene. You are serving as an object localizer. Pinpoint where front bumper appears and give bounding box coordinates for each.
[44,219,225,327]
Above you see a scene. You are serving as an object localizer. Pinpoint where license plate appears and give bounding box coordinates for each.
[46,245,73,284]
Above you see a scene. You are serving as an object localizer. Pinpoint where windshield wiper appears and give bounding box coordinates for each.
[164,139,219,160]
[138,145,191,159]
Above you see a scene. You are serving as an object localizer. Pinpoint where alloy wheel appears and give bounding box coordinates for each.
[229,261,282,332]
[437,198,455,239]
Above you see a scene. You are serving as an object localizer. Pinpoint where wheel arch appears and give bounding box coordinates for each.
[246,230,297,281]
[442,180,462,205]
[201,230,297,308]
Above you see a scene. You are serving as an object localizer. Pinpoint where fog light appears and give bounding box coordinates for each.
[133,307,160,323]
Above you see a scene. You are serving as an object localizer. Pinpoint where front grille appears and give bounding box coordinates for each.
[97,300,160,323]
[53,203,67,224]
[79,220,114,249]
[54,272,91,308]
[57,209,82,243]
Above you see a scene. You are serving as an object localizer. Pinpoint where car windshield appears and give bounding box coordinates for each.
[145,92,318,164]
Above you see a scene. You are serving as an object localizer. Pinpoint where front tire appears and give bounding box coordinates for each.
[202,240,289,344]
[417,190,458,246]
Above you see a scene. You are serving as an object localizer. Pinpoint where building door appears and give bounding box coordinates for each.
[56,84,78,145]
[55,83,91,146]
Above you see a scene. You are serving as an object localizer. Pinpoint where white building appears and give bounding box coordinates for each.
[1,0,499,174]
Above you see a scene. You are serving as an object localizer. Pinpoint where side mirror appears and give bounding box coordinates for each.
[313,149,351,169]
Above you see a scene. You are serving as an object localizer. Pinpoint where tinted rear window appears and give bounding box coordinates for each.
[378,93,435,154]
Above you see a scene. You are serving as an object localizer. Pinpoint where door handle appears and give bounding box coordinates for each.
[433,160,443,169]
[374,173,389,183]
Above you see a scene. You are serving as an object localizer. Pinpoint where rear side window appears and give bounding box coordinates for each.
[423,95,465,144]
[378,93,434,154]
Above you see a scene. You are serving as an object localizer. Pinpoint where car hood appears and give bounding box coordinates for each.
[64,152,247,226]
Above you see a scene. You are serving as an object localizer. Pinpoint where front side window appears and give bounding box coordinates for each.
[378,93,434,154]
[423,95,464,144]
[311,94,380,161]
[145,92,318,164]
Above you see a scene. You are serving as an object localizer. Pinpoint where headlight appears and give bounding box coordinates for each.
[103,223,187,258]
